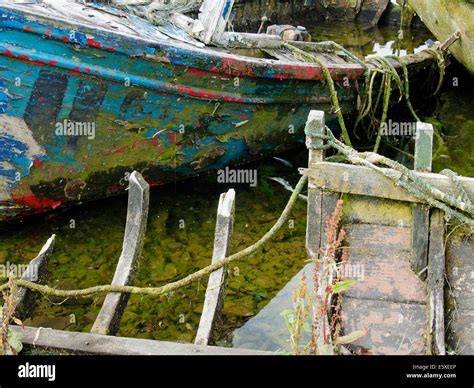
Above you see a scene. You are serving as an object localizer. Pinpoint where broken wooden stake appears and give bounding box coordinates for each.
[195,189,236,346]
[91,171,149,336]
[12,235,55,320]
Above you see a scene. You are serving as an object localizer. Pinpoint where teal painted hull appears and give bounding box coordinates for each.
[0,1,366,220]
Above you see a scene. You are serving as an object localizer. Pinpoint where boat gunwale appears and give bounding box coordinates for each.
[0,3,366,82]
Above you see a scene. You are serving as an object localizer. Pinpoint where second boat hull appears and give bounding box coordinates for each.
[409,0,474,74]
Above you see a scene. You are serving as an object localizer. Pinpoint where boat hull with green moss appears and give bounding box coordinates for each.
[0,0,439,221]
[0,0,369,220]
[408,0,474,74]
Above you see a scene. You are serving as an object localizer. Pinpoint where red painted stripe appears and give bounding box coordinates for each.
[14,195,62,210]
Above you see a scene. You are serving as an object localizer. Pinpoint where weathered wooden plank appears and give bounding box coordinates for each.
[304,110,326,259]
[412,122,433,276]
[198,0,235,44]
[446,308,474,355]
[319,192,339,251]
[408,0,474,74]
[344,224,425,304]
[342,297,426,355]
[12,325,273,356]
[343,195,413,227]
[446,233,474,311]
[91,171,150,335]
[219,32,282,49]
[195,189,236,346]
[412,204,430,276]
[346,223,412,252]
[427,209,446,355]
[445,230,473,354]
[13,235,55,320]
[300,163,474,204]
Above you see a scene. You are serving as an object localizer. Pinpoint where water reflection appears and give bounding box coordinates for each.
[232,263,313,352]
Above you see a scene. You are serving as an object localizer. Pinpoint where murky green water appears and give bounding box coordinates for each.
[1,21,472,352]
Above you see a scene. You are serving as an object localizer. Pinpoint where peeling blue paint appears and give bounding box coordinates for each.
[0,79,9,114]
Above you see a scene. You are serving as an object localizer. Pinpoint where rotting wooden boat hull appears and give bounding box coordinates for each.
[0,2,366,221]
[0,0,440,221]
[408,0,474,74]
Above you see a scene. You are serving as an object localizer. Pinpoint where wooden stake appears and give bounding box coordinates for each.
[91,171,149,335]
[13,235,55,320]
[195,189,236,345]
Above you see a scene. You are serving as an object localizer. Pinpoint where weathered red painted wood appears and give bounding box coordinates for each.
[340,221,427,354]
[342,298,426,355]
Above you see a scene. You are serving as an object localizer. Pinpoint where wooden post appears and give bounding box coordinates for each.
[303,111,334,354]
[414,122,433,172]
[427,209,446,355]
[195,189,236,346]
[12,235,55,320]
[411,122,433,277]
[91,171,149,336]
[305,110,326,259]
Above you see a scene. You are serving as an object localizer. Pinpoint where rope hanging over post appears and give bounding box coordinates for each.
[310,127,474,227]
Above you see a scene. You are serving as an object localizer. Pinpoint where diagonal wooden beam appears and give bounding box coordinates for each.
[13,235,55,320]
[91,171,149,335]
[195,189,235,346]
